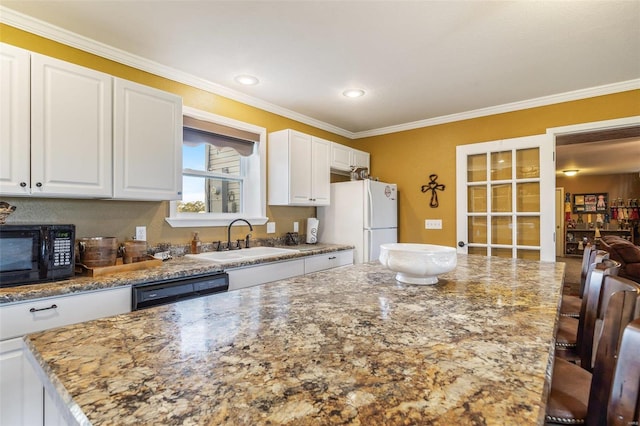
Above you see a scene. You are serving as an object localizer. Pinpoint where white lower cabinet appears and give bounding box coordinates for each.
[304,250,353,274]
[0,286,131,426]
[0,338,43,426]
[228,259,305,291]
[44,388,66,426]
[227,250,354,291]
[1,286,132,340]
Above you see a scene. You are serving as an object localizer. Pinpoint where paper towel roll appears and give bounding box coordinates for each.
[307,218,319,244]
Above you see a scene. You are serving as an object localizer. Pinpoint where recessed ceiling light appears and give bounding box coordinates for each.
[343,89,365,98]
[234,75,259,86]
[563,170,579,176]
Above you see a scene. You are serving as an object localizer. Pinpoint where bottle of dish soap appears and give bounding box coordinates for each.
[191,232,201,254]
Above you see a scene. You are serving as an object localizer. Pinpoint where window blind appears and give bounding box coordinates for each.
[183,116,258,157]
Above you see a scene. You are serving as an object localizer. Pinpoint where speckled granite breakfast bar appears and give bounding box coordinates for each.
[25,255,564,425]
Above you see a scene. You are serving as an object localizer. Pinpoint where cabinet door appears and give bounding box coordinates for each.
[0,287,131,426]
[330,142,352,172]
[0,43,31,195]
[31,53,113,197]
[44,388,67,426]
[1,286,131,340]
[227,259,305,291]
[0,338,43,426]
[288,130,313,204]
[352,149,370,170]
[113,78,182,200]
[311,137,330,205]
[304,250,353,274]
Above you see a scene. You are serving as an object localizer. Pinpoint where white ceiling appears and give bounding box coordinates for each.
[556,137,640,177]
[2,1,639,175]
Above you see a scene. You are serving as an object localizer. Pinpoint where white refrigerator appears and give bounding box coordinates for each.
[317,179,397,263]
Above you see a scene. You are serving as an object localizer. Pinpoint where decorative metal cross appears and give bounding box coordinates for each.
[421,174,445,208]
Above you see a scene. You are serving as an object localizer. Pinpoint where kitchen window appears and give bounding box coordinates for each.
[165,107,267,227]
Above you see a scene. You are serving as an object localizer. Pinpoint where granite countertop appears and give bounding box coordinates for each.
[0,244,353,304]
[25,255,565,425]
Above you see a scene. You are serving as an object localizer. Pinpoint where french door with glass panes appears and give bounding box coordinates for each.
[456,135,555,262]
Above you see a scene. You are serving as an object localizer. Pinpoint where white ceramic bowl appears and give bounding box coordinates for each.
[379,243,457,285]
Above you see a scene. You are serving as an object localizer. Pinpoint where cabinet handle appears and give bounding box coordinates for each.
[328,256,337,260]
[19,182,27,187]
[35,182,43,188]
[29,304,57,313]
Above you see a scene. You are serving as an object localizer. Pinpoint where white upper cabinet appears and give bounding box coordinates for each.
[310,136,331,204]
[330,142,352,171]
[1,45,113,197]
[0,44,30,195]
[352,148,370,170]
[0,43,183,201]
[113,78,182,200]
[268,129,330,206]
[31,53,113,197]
[329,142,370,173]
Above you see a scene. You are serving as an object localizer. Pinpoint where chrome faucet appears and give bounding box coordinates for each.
[227,219,253,250]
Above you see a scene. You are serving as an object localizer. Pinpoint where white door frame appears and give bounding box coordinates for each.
[456,134,555,261]
[546,116,640,141]
[455,115,640,263]
[548,115,640,257]
[556,187,564,257]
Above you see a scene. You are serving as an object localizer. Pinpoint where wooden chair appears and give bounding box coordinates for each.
[546,275,640,425]
[555,258,620,353]
[579,259,623,371]
[560,245,607,318]
[607,317,640,426]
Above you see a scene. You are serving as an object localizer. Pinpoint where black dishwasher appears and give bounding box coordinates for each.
[132,272,229,310]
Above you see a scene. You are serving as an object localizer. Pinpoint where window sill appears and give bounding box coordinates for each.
[165,216,269,228]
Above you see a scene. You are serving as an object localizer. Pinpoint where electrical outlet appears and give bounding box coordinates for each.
[135,226,147,241]
[267,222,276,234]
[293,221,299,232]
[425,219,442,230]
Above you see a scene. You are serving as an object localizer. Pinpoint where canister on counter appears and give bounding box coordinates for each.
[121,240,148,264]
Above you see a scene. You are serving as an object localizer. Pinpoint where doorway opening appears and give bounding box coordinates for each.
[548,116,640,258]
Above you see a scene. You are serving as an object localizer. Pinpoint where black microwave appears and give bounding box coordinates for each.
[0,224,75,287]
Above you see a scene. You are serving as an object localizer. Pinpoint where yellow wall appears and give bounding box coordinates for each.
[2,24,640,248]
[355,92,640,245]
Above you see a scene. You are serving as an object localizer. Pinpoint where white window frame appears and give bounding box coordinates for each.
[165,106,268,227]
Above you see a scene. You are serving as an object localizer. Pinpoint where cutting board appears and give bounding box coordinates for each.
[75,256,162,277]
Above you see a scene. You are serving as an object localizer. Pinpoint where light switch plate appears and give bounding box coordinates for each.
[267,222,276,234]
[135,226,147,241]
[425,219,442,230]
[293,222,299,232]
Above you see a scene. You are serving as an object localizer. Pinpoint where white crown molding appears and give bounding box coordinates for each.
[353,79,640,139]
[2,5,638,141]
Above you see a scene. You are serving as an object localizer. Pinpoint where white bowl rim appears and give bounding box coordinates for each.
[380,243,456,253]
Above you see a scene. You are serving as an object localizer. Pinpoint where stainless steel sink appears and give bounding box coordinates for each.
[186,247,300,263]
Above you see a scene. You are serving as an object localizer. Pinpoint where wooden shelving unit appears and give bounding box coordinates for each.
[564,228,634,257]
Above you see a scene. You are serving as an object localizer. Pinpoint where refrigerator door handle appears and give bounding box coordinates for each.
[364,229,371,262]
[366,182,373,229]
